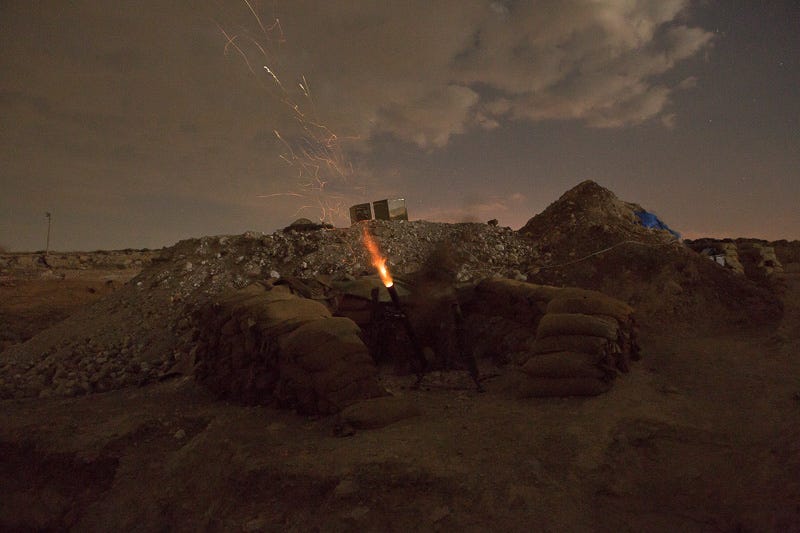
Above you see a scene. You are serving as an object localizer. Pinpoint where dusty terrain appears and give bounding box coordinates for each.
[1,183,799,532]
[0,270,135,351]
[1,270,799,531]
[0,250,156,352]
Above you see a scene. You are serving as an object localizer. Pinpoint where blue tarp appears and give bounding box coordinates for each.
[634,210,680,239]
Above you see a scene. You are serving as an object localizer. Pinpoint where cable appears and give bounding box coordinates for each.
[530,238,680,272]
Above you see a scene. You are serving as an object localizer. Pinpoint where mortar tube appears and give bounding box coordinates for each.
[386,284,428,386]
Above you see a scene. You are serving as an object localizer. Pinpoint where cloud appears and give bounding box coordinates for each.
[415,192,528,224]
[375,85,480,148]
[247,0,713,149]
[661,113,677,128]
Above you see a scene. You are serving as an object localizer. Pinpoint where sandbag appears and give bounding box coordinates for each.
[295,337,370,372]
[335,309,372,327]
[195,283,386,414]
[218,282,296,307]
[476,279,563,304]
[336,295,372,311]
[248,298,331,336]
[546,295,633,322]
[216,281,270,305]
[518,376,612,398]
[536,313,619,340]
[472,280,550,324]
[279,317,362,357]
[339,396,420,429]
[521,351,610,379]
[312,361,378,395]
[530,335,610,355]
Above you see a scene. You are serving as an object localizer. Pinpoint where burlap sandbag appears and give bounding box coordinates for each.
[339,396,420,429]
[212,289,331,339]
[273,361,317,411]
[546,295,633,322]
[218,282,296,307]
[521,351,609,379]
[296,337,371,373]
[278,316,373,376]
[473,279,552,323]
[221,282,330,320]
[220,315,241,336]
[248,298,331,337]
[335,295,370,311]
[518,376,612,397]
[279,317,361,357]
[530,335,610,355]
[476,279,563,304]
[536,313,619,340]
[334,296,373,327]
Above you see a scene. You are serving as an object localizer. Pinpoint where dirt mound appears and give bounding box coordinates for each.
[520,181,782,330]
[519,180,674,251]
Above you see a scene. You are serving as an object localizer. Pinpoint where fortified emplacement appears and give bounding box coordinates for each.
[192,263,640,416]
[192,205,642,416]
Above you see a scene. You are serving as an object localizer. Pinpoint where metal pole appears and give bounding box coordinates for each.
[45,212,51,255]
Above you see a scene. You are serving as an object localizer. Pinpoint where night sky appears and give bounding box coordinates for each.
[1,1,798,251]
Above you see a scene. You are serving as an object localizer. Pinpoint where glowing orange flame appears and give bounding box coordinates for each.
[362,226,393,287]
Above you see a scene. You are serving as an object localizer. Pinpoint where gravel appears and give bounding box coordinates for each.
[0,220,541,399]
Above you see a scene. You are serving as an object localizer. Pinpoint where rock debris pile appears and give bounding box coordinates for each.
[0,221,538,400]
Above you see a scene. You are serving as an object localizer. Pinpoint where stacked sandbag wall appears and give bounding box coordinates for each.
[462,279,561,364]
[518,292,639,397]
[193,282,385,414]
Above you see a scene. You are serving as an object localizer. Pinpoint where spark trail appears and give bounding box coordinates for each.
[220,1,364,225]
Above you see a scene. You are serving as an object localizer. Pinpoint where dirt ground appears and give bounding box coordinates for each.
[0,269,139,351]
[1,270,799,532]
